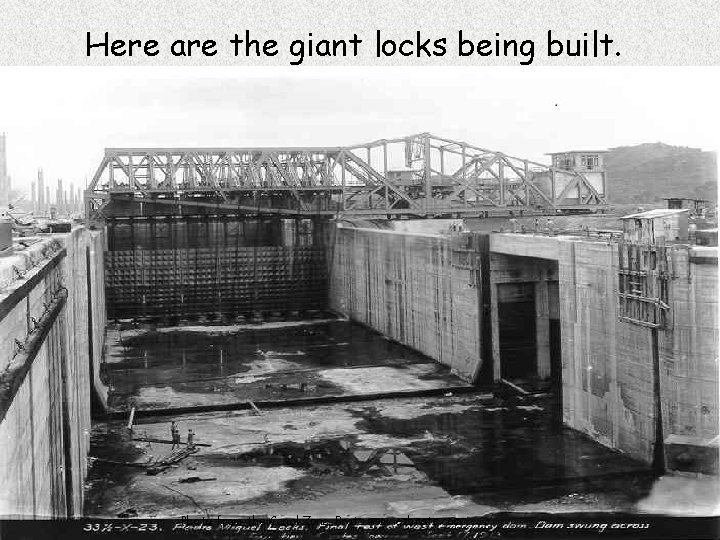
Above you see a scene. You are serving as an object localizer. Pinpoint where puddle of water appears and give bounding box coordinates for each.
[85,395,657,516]
[105,320,426,387]
[356,397,656,509]
[103,320,448,410]
[317,364,452,394]
[84,425,150,516]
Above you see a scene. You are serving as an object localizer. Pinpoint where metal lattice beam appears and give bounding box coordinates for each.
[85,133,608,221]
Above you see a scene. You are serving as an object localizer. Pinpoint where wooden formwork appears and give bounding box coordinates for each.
[104,217,328,320]
[617,242,671,328]
[106,246,327,320]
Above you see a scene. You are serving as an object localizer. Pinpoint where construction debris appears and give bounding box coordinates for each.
[178,476,217,484]
[146,446,200,476]
[90,457,147,469]
[116,507,138,518]
[500,378,529,396]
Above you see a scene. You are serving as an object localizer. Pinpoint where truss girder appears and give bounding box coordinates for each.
[86,133,607,220]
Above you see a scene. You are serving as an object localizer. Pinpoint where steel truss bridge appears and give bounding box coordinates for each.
[85,133,607,221]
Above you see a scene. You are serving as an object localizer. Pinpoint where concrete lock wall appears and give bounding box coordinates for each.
[489,232,718,464]
[0,227,106,518]
[329,226,485,382]
[560,241,718,464]
[663,247,718,443]
[333,227,718,466]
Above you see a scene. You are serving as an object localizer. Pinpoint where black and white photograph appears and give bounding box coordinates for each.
[0,14,718,538]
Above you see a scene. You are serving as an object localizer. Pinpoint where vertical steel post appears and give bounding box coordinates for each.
[424,136,431,212]
[462,145,467,208]
[651,326,665,473]
[499,158,505,206]
[524,160,530,206]
[340,151,346,212]
[383,143,389,211]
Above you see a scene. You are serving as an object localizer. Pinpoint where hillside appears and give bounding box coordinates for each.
[605,143,717,203]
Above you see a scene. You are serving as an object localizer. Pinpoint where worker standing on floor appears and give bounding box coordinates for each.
[171,421,181,449]
[187,429,195,449]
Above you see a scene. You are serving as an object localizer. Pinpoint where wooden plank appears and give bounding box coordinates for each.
[248,400,263,416]
[132,437,211,447]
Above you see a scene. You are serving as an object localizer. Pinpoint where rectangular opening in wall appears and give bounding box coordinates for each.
[548,280,562,395]
[497,282,536,380]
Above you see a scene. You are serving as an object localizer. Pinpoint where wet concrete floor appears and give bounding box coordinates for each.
[87,318,658,517]
[103,318,470,411]
[85,394,655,518]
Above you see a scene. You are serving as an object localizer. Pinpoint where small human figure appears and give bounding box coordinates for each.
[509,218,518,233]
[534,218,539,233]
[171,421,181,449]
[187,429,195,449]
[546,218,554,235]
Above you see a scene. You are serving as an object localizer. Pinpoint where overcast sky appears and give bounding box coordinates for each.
[0,67,718,195]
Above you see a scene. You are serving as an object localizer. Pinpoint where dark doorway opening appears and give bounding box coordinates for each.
[547,279,562,421]
[549,319,562,390]
[497,282,536,379]
[549,318,563,421]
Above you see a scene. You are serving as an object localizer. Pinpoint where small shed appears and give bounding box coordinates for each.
[663,197,712,217]
[621,208,689,244]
